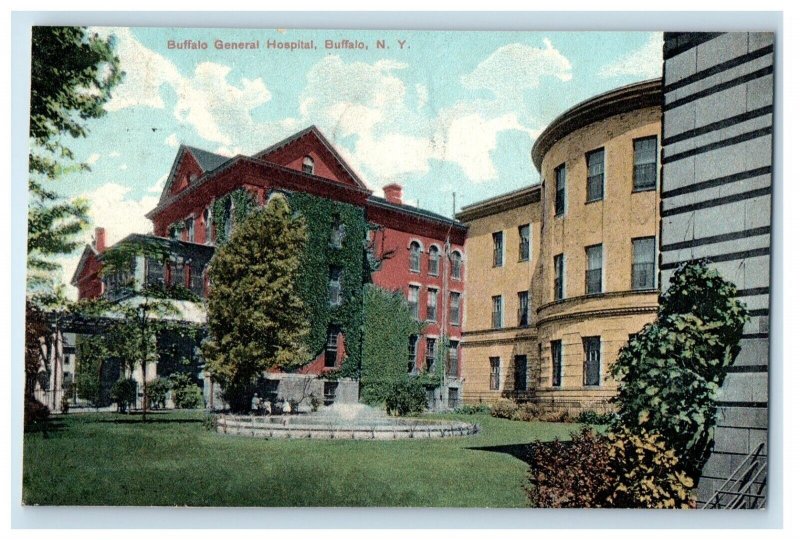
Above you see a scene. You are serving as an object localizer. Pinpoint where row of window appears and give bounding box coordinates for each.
[491,224,531,267]
[487,336,602,392]
[409,241,463,279]
[490,291,529,329]
[552,236,656,301]
[408,335,459,376]
[408,286,462,325]
[550,336,601,387]
[554,136,658,217]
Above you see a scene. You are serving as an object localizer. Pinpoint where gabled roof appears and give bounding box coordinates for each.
[158,145,231,204]
[70,244,99,286]
[254,125,367,189]
[367,195,467,231]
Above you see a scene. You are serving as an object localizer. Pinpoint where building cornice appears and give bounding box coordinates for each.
[536,304,658,328]
[456,185,541,222]
[531,78,663,172]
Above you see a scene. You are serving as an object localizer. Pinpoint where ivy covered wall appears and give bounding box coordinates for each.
[211,188,258,245]
[286,192,369,377]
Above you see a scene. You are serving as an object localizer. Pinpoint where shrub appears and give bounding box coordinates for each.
[490,398,518,419]
[606,428,694,509]
[512,402,542,422]
[170,373,204,409]
[60,393,71,414]
[145,377,171,409]
[453,404,491,415]
[610,260,749,481]
[577,410,615,425]
[110,378,137,412]
[385,377,427,416]
[526,427,614,508]
[539,410,572,423]
[24,395,50,427]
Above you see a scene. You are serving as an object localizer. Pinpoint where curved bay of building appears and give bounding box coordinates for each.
[459,78,663,413]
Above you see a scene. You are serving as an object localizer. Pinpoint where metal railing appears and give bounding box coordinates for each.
[702,443,767,509]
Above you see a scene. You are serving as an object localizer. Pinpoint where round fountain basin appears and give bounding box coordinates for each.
[213,413,479,440]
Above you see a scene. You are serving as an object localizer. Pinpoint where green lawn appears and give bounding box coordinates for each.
[23,410,582,507]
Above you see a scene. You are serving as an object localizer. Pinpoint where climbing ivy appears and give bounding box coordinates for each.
[286,192,369,378]
[211,188,258,245]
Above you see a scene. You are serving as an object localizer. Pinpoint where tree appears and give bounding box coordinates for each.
[360,285,425,406]
[27,26,122,295]
[203,197,310,412]
[610,260,749,483]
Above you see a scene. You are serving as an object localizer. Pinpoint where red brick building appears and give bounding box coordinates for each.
[72,126,466,404]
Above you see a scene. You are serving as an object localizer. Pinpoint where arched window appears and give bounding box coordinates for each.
[302,156,315,174]
[428,246,440,276]
[409,241,421,272]
[450,251,463,280]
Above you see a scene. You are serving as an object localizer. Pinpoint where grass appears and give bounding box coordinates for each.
[23,410,582,507]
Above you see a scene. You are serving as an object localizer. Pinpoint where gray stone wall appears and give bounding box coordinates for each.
[660,32,773,506]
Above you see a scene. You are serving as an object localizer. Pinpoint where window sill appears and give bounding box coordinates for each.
[518,258,530,263]
[585,198,604,205]
[632,186,656,194]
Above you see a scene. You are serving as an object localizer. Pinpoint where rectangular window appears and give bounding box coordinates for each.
[145,257,165,287]
[190,265,204,296]
[514,355,527,392]
[551,340,562,387]
[632,237,656,290]
[518,224,531,261]
[448,387,459,409]
[407,335,418,373]
[449,292,461,326]
[554,254,564,301]
[428,248,440,276]
[555,164,566,216]
[492,231,504,267]
[330,214,345,248]
[450,252,463,280]
[447,341,459,377]
[185,217,195,243]
[489,357,500,391]
[323,381,338,406]
[586,148,605,202]
[583,336,601,386]
[324,325,340,368]
[517,290,529,327]
[425,338,437,371]
[491,295,503,329]
[328,266,342,306]
[585,244,603,294]
[426,288,438,321]
[408,285,420,320]
[634,136,658,191]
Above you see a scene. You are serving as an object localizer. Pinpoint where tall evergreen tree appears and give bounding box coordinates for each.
[27,26,122,296]
[203,197,310,412]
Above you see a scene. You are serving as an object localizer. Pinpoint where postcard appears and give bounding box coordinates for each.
[22,26,773,509]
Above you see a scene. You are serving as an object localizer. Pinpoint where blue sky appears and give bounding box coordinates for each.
[51,27,662,295]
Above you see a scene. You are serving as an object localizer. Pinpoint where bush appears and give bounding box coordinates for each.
[610,260,749,481]
[24,395,50,427]
[512,402,542,422]
[110,378,137,413]
[60,393,71,414]
[490,398,518,419]
[606,428,694,509]
[145,377,172,409]
[577,410,615,425]
[539,410,572,423]
[385,377,427,416]
[526,427,614,508]
[453,404,491,415]
[170,373,204,409]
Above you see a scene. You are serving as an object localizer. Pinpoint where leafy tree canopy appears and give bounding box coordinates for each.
[202,197,310,412]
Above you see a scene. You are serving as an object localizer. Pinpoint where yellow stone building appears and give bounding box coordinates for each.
[458,79,662,414]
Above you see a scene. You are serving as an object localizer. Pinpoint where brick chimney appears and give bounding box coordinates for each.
[383,183,403,205]
[94,227,106,253]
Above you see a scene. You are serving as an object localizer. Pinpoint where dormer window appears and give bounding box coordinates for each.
[302,156,315,174]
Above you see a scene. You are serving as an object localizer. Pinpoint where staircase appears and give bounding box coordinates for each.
[702,442,767,509]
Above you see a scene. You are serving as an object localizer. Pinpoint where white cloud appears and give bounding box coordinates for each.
[86,153,101,165]
[109,151,121,158]
[119,164,128,170]
[462,40,573,104]
[98,27,272,147]
[165,133,180,148]
[148,173,169,194]
[599,33,662,79]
